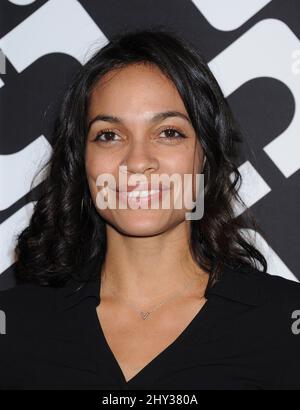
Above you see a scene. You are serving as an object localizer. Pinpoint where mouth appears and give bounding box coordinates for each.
[116,187,170,206]
[118,190,159,205]
[121,189,161,198]
[102,182,171,208]
[116,183,170,193]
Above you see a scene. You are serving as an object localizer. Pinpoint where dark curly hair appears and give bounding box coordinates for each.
[14,26,268,288]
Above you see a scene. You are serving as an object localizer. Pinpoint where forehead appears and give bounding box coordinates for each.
[87,63,188,122]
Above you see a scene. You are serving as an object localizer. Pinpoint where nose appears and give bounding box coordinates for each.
[121,139,159,176]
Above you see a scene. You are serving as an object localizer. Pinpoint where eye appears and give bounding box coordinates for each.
[159,127,187,142]
[92,127,187,144]
[93,129,121,143]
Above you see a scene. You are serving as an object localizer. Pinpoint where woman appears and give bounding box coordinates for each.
[0,28,299,390]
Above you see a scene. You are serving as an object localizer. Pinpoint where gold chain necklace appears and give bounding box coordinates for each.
[100,272,206,320]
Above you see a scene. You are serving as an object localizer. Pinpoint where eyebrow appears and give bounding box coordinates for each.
[87,111,192,132]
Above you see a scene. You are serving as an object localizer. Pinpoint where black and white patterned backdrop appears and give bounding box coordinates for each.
[0,0,299,289]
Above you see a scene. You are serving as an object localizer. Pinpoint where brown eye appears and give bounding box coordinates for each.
[93,129,121,143]
[159,127,187,140]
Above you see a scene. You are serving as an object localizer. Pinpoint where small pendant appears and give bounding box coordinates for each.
[140,311,150,320]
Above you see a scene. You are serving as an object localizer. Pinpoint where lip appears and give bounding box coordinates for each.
[116,183,170,192]
[117,188,165,207]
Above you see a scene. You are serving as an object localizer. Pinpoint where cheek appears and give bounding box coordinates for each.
[85,151,118,199]
[164,151,196,176]
[167,152,201,206]
[85,147,112,178]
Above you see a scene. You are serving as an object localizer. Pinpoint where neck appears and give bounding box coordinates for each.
[100,221,209,304]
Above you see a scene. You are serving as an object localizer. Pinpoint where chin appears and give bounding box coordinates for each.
[109,211,172,237]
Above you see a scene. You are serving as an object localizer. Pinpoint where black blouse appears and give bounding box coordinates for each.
[0,253,300,390]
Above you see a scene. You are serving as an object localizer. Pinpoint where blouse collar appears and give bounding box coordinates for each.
[55,254,268,312]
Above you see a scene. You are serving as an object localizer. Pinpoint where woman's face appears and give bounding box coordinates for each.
[85,63,205,236]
